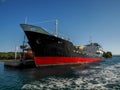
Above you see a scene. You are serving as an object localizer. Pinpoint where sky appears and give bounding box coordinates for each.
[0,0,120,55]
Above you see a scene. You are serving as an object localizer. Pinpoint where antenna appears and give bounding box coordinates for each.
[25,17,28,24]
[55,19,58,36]
[89,36,92,44]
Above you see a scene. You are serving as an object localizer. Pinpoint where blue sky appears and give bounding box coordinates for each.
[0,0,120,55]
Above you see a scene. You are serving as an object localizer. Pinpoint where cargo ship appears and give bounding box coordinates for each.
[20,23,103,67]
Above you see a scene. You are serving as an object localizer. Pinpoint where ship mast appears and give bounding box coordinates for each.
[21,17,28,60]
[55,19,58,37]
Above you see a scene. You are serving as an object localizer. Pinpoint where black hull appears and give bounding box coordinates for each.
[25,31,100,58]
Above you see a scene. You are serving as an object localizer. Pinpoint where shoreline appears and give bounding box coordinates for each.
[0,60,20,62]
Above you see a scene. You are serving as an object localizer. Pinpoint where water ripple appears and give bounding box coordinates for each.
[22,62,120,90]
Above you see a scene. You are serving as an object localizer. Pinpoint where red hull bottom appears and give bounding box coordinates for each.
[34,57,102,66]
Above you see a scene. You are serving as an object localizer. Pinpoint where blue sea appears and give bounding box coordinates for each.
[0,56,120,90]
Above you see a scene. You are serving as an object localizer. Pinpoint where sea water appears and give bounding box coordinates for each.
[0,56,120,90]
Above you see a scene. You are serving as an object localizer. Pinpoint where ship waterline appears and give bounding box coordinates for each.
[34,56,101,66]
